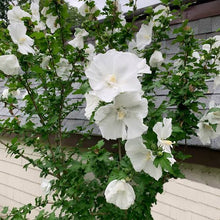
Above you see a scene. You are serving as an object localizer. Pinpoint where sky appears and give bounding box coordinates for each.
[65,0,161,12]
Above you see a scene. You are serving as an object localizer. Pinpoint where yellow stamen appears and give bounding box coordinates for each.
[109,74,116,83]
[145,35,150,40]
[19,37,26,43]
[146,151,152,161]
[204,124,213,130]
[117,109,126,120]
[161,139,173,146]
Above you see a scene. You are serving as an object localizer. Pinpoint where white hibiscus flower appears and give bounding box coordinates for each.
[197,103,220,145]
[46,14,60,33]
[104,179,135,210]
[30,0,46,31]
[197,120,218,145]
[33,21,46,32]
[78,2,98,16]
[192,51,200,60]
[56,58,72,81]
[206,108,220,125]
[8,23,35,55]
[0,55,20,75]
[153,5,170,27]
[30,0,40,22]
[85,49,151,102]
[149,50,164,68]
[41,179,51,195]
[40,55,51,69]
[41,7,48,17]
[212,35,220,49]
[68,28,89,49]
[202,44,211,53]
[125,138,162,180]
[94,92,148,140]
[1,88,20,99]
[7,6,31,24]
[41,7,60,33]
[2,89,9,99]
[153,118,174,153]
[136,22,153,50]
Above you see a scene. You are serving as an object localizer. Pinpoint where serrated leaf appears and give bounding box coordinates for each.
[154,153,174,174]
[108,168,127,183]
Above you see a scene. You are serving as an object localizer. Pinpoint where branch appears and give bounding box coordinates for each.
[0,139,58,178]
[18,76,46,126]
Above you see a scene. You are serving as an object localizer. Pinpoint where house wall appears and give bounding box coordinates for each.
[0,139,44,218]
[151,178,220,220]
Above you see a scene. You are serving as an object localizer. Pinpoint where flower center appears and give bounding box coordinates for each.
[19,37,26,44]
[109,74,116,83]
[106,74,117,87]
[117,108,126,120]
[145,35,150,40]
[203,124,213,130]
[146,151,152,161]
[161,139,173,146]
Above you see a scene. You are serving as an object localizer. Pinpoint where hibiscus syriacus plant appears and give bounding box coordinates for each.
[0,0,219,219]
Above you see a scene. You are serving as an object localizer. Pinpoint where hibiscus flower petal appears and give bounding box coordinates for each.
[143,161,162,181]
[104,179,135,210]
[124,114,148,139]
[94,105,126,140]
[125,138,148,172]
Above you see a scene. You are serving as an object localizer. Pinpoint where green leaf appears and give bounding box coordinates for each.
[1,206,8,214]
[74,82,90,95]
[175,151,192,161]
[172,126,184,133]
[210,123,218,132]
[154,153,174,174]
[108,168,127,183]
[207,107,220,114]
[91,140,105,150]
[11,137,18,145]
[31,32,45,39]
[31,65,44,74]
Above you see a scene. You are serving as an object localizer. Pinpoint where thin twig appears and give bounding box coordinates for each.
[118,139,122,161]
[0,139,57,178]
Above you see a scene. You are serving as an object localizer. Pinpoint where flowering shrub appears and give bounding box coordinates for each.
[0,0,219,219]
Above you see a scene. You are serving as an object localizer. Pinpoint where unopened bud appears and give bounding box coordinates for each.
[125,177,131,182]
[157,151,163,157]
[189,84,195,92]
[184,26,191,31]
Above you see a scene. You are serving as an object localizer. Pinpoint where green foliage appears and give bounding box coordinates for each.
[0,0,219,219]
[66,5,85,26]
[0,0,12,25]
